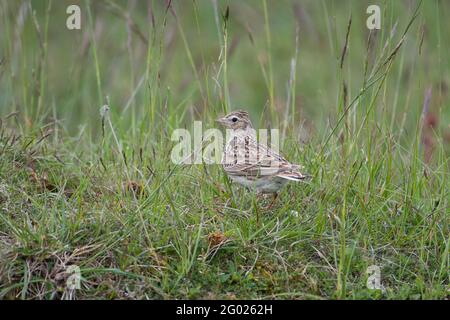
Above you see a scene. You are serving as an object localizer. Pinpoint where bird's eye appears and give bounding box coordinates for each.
[231,117,238,123]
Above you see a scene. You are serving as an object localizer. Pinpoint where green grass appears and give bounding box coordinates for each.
[0,0,449,299]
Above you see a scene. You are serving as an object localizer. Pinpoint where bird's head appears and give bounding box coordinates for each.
[216,110,253,130]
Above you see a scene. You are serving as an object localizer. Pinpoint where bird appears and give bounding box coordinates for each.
[216,110,308,207]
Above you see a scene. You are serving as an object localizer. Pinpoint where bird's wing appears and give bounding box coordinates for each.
[222,136,305,180]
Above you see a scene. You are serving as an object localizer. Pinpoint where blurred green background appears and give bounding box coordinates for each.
[1,0,449,148]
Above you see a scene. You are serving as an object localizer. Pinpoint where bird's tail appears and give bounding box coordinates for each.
[277,166,311,182]
[278,172,309,181]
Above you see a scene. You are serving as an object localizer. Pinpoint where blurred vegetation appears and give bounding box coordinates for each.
[1,1,449,140]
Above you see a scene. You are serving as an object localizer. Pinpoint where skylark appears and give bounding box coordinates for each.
[216,110,307,202]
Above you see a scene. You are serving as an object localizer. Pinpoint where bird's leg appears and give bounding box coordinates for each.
[266,193,278,210]
[252,192,261,225]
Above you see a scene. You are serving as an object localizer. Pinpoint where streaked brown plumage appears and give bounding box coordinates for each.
[216,110,307,194]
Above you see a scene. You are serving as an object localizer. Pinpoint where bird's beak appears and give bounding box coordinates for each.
[215,117,227,125]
